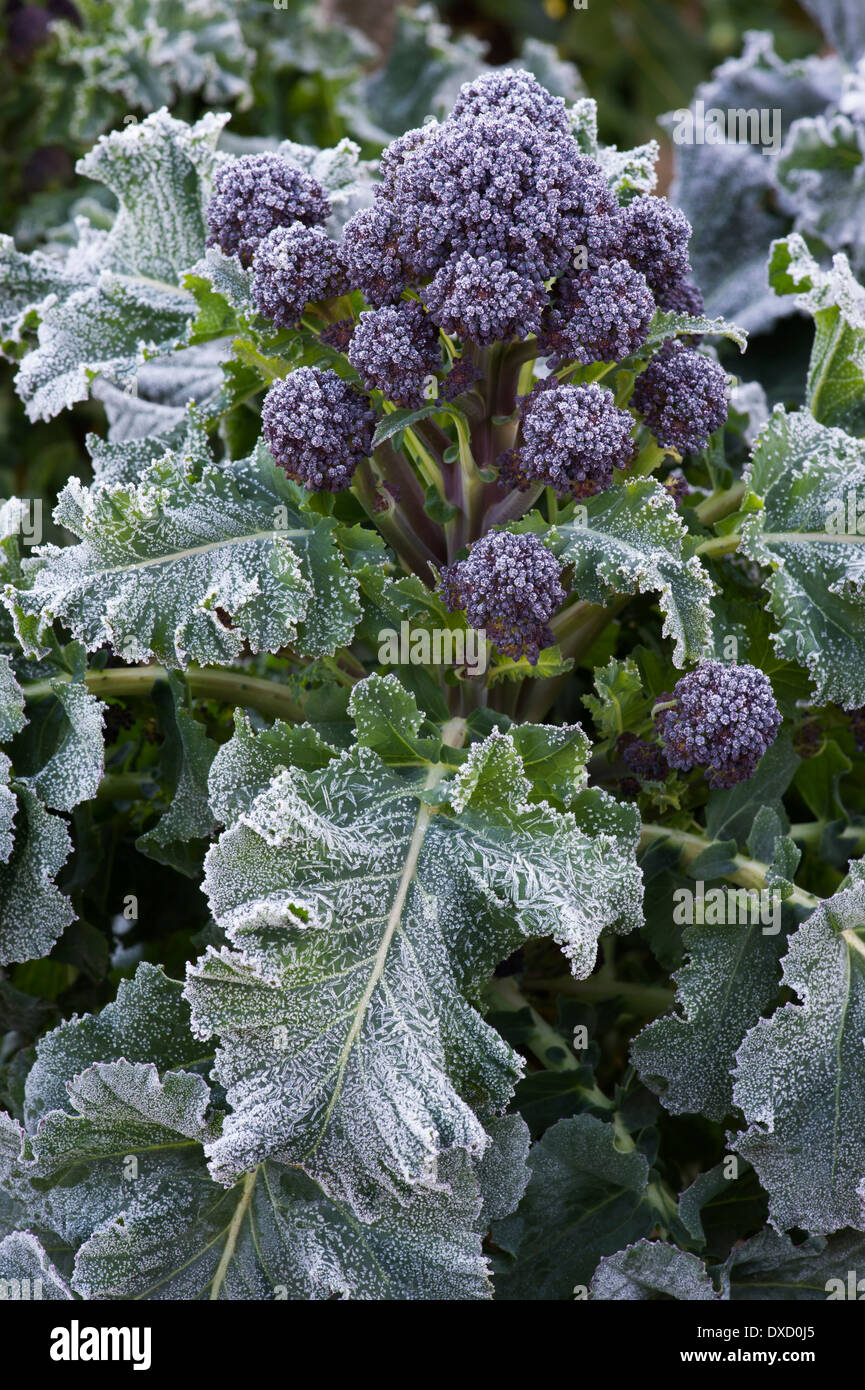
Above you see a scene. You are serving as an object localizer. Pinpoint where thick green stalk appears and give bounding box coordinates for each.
[696,531,742,559]
[23,665,307,723]
[639,822,819,912]
[695,480,747,525]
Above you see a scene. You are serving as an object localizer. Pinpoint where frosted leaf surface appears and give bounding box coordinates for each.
[589,1239,718,1301]
[631,915,788,1122]
[0,1232,73,1300]
[492,1115,657,1300]
[16,672,105,814]
[722,1226,865,1300]
[6,429,361,667]
[0,754,15,864]
[208,711,337,828]
[740,406,865,709]
[0,784,74,967]
[732,867,865,1234]
[475,1113,531,1226]
[188,706,641,1213]
[541,478,715,667]
[0,654,25,742]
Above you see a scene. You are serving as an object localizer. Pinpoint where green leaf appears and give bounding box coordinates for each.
[632,908,788,1123]
[7,427,361,666]
[486,644,573,686]
[582,655,651,743]
[186,717,641,1212]
[723,1228,865,1301]
[589,1239,718,1300]
[348,672,439,765]
[640,309,748,355]
[11,647,106,813]
[0,656,25,743]
[507,723,590,808]
[768,234,865,432]
[705,733,800,847]
[372,403,448,449]
[740,406,865,708]
[136,672,218,876]
[492,1115,657,1300]
[732,866,865,1233]
[0,783,75,968]
[0,1231,72,1300]
[536,479,715,667]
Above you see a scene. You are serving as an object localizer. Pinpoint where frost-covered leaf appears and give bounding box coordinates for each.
[348,672,438,765]
[492,1115,658,1300]
[776,114,865,286]
[186,708,641,1212]
[86,422,188,491]
[798,0,865,65]
[6,428,361,666]
[0,783,75,967]
[768,235,865,433]
[46,0,253,142]
[136,672,218,876]
[12,647,105,813]
[632,907,788,1122]
[589,1239,718,1301]
[740,406,865,709]
[208,711,338,829]
[0,655,25,743]
[475,1114,531,1227]
[732,867,865,1234]
[534,479,715,667]
[6,110,226,421]
[582,655,652,745]
[641,309,747,355]
[0,1231,72,1300]
[723,1227,865,1300]
[0,754,16,864]
[506,724,590,808]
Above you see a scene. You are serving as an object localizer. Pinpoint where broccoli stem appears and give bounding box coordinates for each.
[638,822,819,911]
[22,665,307,723]
[695,531,742,559]
[694,479,747,524]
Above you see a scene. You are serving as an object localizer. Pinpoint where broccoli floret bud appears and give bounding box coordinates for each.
[450,69,571,135]
[261,367,374,493]
[615,732,669,781]
[619,194,692,297]
[348,302,442,406]
[509,381,636,498]
[438,530,565,664]
[657,276,704,318]
[632,342,729,453]
[540,259,655,365]
[421,252,546,346]
[441,355,482,401]
[251,225,347,329]
[378,112,609,283]
[320,319,355,351]
[206,153,330,266]
[340,203,408,307]
[655,661,781,788]
[663,471,691,507]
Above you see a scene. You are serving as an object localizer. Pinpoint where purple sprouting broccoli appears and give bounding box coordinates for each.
[319,319,355,352]
[206,153,330,266]
[251,225,347,329]
[654,661,781,788]
[615,733,669,782]
[449,69,572,135]
[503,381,636,498]
[421,251,546,346]
[441,355,482,402]
[632,341,728,453]
[340,203,408,307]
[348,301,442,407]
[540,259,655,366]
[663,471,691,508]
[657,276,705,319]
[619,194,692,297]
[438,530,565,664]
[261,367,374,492]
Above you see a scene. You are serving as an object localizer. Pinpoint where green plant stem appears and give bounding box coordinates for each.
[626,439,670,479]
[96,771,158,800]
[695,480,747,524]
[374,439,444,560]
[790,821,865,853]
[354,457,439,580]
[639,822,819,911]
[525,974,674,1015]
[486,976,599,1087]
[22,665,308,723]
[696,532,742,559]
[517,595,630,723]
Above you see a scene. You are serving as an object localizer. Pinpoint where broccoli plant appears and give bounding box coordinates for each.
[2,68,865,1303]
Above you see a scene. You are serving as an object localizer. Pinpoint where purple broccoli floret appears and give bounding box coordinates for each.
[340,202,408,307]
[506,381,636,498]
[251,224,347,329]
[261,367,374,493]
[206,153,330,266]
[449,69,571,135]
[540,259,655,365]
[439,530,565,664]
[348,301,441,406]
[632,342,728,453]
[421,251,546,346]
[655,661,781,788]
[619,195,692,297]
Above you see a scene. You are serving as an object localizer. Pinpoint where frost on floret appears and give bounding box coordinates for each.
[502,381,636,499]
[251,224,347,329]
[540,259,655,366]
[619,194,692,297]
[449,68,571,136]
[616,732,669,782]
[632,342,729,453]
[377,109,608,284]
[441,355,482,402]
[657,276,704,319]
[261,367,374,492]
[438,530,565,665]
[206,152,331,266]
[654,661,781,788]
[340,203,408,307]
[348,301,441,407]
[421,252,546,346]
